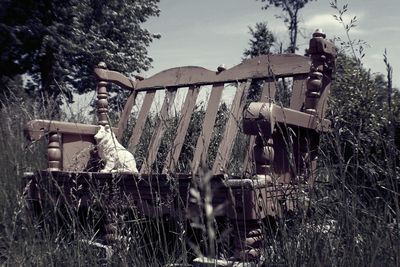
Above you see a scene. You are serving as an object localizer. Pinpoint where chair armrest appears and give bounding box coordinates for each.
[243,102,331,136]
[24,120,101,141]
[25,120,119,171]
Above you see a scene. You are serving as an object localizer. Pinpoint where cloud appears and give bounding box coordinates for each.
[197,8,290,38]
[304,13,365,35]
[212,18,287,37]
[374,26,400,33]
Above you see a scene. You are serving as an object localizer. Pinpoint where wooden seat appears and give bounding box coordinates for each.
[24,31,336,261]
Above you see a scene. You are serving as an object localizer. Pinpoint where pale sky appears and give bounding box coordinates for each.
[144,0,400,88]
[68,0,399,116]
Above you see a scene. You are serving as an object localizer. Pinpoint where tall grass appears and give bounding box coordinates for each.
[1,83,399,266]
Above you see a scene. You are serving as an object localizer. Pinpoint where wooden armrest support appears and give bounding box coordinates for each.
[243,102,331,136]
[25,120,118,171]
[24,120,117,141]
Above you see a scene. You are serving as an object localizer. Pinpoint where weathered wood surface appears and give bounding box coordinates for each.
[243,103,331,133]
[96,80,109,126]
[24,170,307,217]
[127,90,156,153]
[25,120,102,141]
[141,89,177,174]
[242,80,278,175]
[135,54,310,91]
[94,67,136,90]
[163,85,200,174]
[47,132,62,171]
[191,83,224,173]
[289,74,308,111]
[117,90,138,140]
[212,80,251,174]
[315,78,332,118]
[62,134,94,171]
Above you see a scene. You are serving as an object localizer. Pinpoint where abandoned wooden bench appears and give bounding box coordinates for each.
[24,30,336,262]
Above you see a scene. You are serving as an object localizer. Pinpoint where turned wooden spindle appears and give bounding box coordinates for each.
[96,62,109,126]
[254,135,274,179]
[304,29,326,115]
[233,219,263,260]
[47,132,62,171]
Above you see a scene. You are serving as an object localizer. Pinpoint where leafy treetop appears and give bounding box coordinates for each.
[243,22,276,58]
[0,0,160,110]
[258,0,316,53]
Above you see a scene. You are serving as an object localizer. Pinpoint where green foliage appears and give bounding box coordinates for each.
[321,53,400,205]
[330,0,366,62]
[0,0,160,113]
[317,2,400,211]
[261,0,314,8]
[243,22,276,58]
[243,22,277,103]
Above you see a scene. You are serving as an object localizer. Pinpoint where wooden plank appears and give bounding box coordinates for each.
[94,67,136,90]
[212,80,251,174]
[127,90,156,153]
[289,74,308,111]
[162,85,200,174]
[116,90,138,140]
[259,78,278,102]
[25,120,103,141]
[191,84,224,174]
[242,80,277,176]
[242,101,331,132]
[135,55,310,91]
[62,134,94,171]
[140,89,177,174]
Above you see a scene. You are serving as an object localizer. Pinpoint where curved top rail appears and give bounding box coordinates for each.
[136,54,310,91]
[94,68,136,90]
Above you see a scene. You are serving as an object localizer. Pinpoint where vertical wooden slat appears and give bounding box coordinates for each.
[289,74,308,111]
[116,90,138,140]
[259,78,277,102]
[140,89,177,174]
[191,83,224,174]
[127,90,156,153]
[162,85,200,174]
[212,80,251,174]
[242,80,277,176]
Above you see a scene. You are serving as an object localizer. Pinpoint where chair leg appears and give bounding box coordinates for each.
[232,219,264,261]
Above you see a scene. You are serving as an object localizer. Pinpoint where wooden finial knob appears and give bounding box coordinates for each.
[134,74,145,81]
[97,62,107,69]
[313,29,326,38]
[217,64,226,72]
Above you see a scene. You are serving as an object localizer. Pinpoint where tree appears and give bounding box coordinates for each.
[0,0,160,115]
[243,22,276,102]
[243,20,293,106]
[243,22,276,58]
[257,0,316,53]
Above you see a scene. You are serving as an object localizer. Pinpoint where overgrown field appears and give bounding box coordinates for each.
[1,52,400,266]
